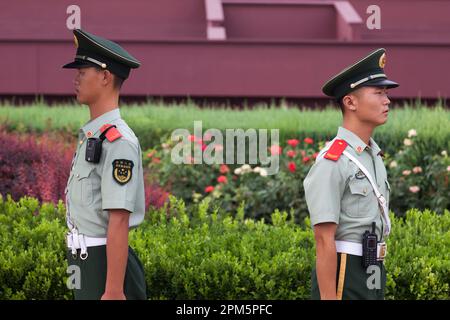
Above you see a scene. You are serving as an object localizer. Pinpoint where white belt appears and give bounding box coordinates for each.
[67,229,107,260]
[335,240,387,261]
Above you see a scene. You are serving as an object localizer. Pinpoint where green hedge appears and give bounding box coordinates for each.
[0,194,448,300]
[1,103,449,155]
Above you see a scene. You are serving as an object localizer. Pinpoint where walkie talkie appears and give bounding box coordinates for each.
[85,125,117,163]
[362,222,378,268]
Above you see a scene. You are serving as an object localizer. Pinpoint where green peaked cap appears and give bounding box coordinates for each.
[63,29,140,80]
[322,48,399,100]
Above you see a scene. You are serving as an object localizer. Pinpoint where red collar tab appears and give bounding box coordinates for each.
[100,124,122,142]
[324,139,348,161]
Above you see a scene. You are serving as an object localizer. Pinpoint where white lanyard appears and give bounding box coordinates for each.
[342,150,391,236]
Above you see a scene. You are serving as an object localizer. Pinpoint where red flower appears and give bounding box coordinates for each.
[304,137,314,145]
[201,143,207,151]
[313,152,319,159]
[220,164,230,174]
[188,135,197,142]
[302,156,310,164]
[287,139,300,147]
[269,145,282,156]
[217,175,228,184]
[147,150,156,158]
[205,186,215,193]
[288,162,296,173]
[286,150,296,158]
[152,157,161,164]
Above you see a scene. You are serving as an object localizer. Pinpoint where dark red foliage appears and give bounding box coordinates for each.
[144,182,169,211]
[0,130,169,209]
[0,130,74,204]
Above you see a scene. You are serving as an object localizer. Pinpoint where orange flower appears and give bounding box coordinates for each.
[220,164,230,174]
[304,137,314,145]
[217,175,228,184]
[288,162,296,173]
[286,150,296,158]
[287,139,300,147]
[205,186,214,193]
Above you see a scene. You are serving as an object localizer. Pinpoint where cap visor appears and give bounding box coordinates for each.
[62,60,97,69]
[362,78,399,89]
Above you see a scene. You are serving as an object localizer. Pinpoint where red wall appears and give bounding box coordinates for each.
[0,0,449,100]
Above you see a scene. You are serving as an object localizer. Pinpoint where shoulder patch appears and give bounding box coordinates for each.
[324,139,348,161]
[100,124,122,142]
[112,159,134,185]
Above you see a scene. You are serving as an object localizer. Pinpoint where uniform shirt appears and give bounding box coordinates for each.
[303,127,390,243]
[65,108,145,237]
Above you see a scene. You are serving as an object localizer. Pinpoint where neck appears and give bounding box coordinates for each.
[342,118,374,145]
[88,92,119,120]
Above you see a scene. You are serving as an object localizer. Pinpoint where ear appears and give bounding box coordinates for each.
[342,94,357,112]
[101,70,114,87]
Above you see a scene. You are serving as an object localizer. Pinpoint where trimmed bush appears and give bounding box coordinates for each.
[0,195,448,300]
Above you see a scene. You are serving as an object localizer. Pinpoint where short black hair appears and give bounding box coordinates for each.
[336,97,345,114]
[113,74,125,90]
[95,67,125,90]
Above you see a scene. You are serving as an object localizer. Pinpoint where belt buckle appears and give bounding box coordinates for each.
[378,243,387,261]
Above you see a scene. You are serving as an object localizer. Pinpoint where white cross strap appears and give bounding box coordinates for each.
[342,150,391,236]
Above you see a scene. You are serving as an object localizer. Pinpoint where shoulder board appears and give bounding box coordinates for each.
[100,124,122,142]
[324,139,348,161]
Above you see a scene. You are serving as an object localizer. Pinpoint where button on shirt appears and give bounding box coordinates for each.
[65,108,145,237]
[303,127,390,242]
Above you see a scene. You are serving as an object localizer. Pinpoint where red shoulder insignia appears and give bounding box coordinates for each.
[324,139,348,161]
[100,124,122,142]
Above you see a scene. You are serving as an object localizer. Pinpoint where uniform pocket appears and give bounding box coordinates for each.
[346,179,374,217]
[71,166,94,205]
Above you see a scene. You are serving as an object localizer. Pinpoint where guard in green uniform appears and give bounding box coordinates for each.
[304,48,399,300]
[63,29,146,300]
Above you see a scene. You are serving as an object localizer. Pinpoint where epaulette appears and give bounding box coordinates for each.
[324,139,348,161]
[100,124,122,142]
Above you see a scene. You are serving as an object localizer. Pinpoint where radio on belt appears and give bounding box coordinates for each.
[362,222,378,268]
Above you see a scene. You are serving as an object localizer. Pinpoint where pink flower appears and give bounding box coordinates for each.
[402,170,411,176]
[205,186,214,193]
[269,145,282,156]
[304,137,314,145]
[412,166,422,174]
[286,150,296,158]
[288,162,296,173]
[220,164,230,174]
[217,175,228,184]
[287,139,300,147]
[409,186,420,193]
[302,156,310,164]
[201,143,207,151]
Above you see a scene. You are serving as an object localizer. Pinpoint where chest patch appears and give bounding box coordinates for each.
[355,169,366,179]
[112,159,134,185]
